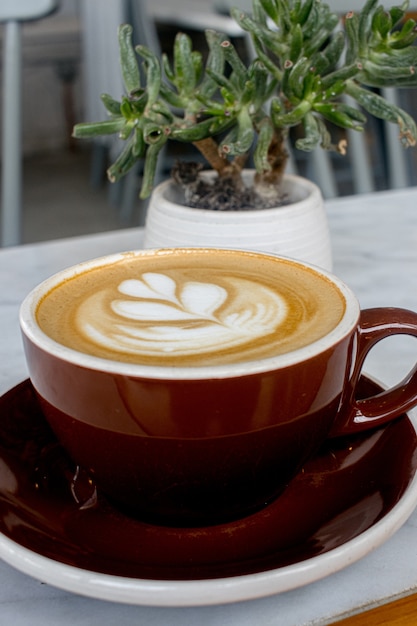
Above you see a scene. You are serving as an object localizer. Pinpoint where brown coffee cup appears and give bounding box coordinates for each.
[19,248,417,526]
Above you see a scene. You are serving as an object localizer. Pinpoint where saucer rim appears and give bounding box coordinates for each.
[0,376,417,607]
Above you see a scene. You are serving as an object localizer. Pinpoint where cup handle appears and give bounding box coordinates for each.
[329,308,417,437]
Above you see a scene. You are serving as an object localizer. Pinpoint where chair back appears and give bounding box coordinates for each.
[0,0,57,22]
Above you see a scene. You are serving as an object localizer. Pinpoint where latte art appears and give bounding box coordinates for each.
[77,272,288,358]
[36,249,346,366]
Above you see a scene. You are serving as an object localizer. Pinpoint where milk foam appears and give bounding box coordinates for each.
[76,272,288,358]
[35,250,346,366]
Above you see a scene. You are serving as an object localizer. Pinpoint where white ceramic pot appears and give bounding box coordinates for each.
[144,172,332,270]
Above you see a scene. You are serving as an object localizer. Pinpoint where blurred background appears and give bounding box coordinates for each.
[1,0,417,245]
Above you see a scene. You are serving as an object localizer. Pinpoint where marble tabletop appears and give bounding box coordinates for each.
[1,186,417,624]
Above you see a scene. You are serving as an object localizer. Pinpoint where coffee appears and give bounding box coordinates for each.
[36,249,345,367]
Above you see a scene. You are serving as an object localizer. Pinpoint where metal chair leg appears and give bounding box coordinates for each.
[1,21,22,247]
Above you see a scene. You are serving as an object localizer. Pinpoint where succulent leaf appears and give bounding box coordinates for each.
[72,118,125,138]
[118,24,141,94]
[295,111,321,151]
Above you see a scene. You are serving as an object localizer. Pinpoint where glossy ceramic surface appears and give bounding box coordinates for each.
[0,377,416,606]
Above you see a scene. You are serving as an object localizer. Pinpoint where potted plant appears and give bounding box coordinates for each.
[73,0,417,269]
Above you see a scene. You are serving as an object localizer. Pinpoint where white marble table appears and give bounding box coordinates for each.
[1,186,417,624]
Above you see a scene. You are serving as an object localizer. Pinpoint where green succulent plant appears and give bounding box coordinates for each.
[73,0,417,208]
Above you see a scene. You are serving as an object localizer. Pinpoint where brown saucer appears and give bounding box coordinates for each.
[0,378,416,582]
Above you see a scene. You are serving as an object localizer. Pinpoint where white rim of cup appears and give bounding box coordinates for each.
[19,248,360,380]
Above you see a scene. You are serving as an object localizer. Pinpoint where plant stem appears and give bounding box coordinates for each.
[192,138,229,173]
